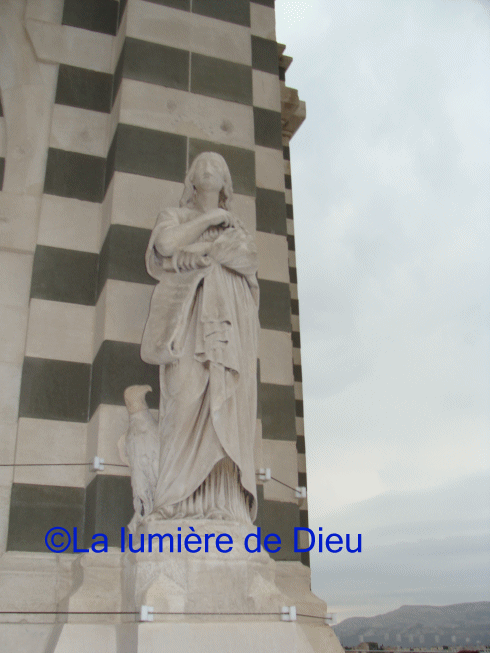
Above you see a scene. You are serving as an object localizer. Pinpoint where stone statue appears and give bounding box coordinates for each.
[124,152,259,528]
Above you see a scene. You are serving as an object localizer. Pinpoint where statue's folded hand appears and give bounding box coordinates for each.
[205,208,235,229]
[171,245,213,271]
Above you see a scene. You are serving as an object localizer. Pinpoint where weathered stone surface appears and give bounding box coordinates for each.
[124,520,283,618]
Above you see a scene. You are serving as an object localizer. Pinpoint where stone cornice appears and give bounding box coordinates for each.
[277,44,306,140]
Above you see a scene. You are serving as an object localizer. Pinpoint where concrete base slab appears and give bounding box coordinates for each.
[50,621,342,653]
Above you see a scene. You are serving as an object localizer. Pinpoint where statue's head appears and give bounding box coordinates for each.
[180,152,233,210]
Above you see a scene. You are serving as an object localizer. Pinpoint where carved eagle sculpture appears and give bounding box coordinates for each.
[123,385,159,533]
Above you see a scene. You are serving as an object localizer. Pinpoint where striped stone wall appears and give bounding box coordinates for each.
[0,0,309,568]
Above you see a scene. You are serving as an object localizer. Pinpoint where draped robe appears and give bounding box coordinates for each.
[141,207,259,522]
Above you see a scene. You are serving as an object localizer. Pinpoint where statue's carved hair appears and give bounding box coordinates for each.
[180,152,233,210]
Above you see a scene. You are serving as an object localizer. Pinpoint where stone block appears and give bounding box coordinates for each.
[113,124,187,183]
[84,475,133,547]
[97,225,156,295]
[59,553,124,624]
[259,383,296,441]
[255,489,300,561]
[18,357,91,423]
[256,232,290,282]
[255,187,287,235]
[250,2,276,40]
[146,0,190,9]
[255,145,285,191]
[44,148,106,203]
[7,485,85,552]
[0,252,33,308]
[25,0,64,24]
[87,404,131,481]
[0,624,54,653]
[37,194,101,254]
[259,328,293,386]
[100,174,116,248]
[122,37,189,91]
[295,381,303,399]
[0,552,62,615]
[25,299,94,364]
[55,64,113,114]
[254,107,283,149]
[252,69,282,111]
[262,439,298,503]
[90,340,160,417]
[50,621,335,653]
[188,13,251,63]
[254,418,264,471]
[120,80,254,149]
[1,77,57,197]
[13,418,87,488]
[0,306,28,366]
[298,452,306,474]
[26,20,114,73]
[0,362,22,424]
[49,104,110,157]
[111,172,183,230]
[232,194,256,235]
[0,485,11,552]
[62,0,119,36]
[30,245,98,306]
[293,347,302,365]
[275,561,327,616]
[252,35,279,75]
[296,417,304,435]
[193,0,250,27]
[191,54,253,106]
[0,423,16,486]
[293,365,302,383]
[0,192,39,253]
[101,280,153,346]
[92,282,108,360]
[127,1,251,64]
[258,279,291,332]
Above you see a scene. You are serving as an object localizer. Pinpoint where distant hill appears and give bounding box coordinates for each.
[333,602,490,648]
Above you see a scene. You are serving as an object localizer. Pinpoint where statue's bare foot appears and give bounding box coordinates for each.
[143,509,166,523]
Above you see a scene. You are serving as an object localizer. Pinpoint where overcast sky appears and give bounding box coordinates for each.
[274,0,490,621]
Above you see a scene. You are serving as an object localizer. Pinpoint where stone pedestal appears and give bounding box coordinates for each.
[122,520,284,618]
[57,550,124,624]
[46,520,344,653]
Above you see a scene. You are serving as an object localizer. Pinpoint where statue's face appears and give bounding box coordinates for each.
[192,156,225,193]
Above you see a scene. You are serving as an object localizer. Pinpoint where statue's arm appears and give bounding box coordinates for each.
[147,209,231,278]
[153,209,232,257]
